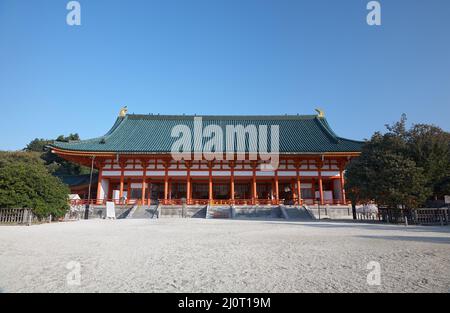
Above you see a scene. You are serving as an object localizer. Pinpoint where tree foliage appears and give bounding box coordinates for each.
[24,134,92,176]
[0,152,69,217]
[405,124,450,197]
[346,115,450,208]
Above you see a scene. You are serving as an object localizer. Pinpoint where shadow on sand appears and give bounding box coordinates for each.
[355,235,450,245]
[259,219,450,235]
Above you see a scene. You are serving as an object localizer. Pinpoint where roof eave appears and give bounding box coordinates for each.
[50,147,361,157]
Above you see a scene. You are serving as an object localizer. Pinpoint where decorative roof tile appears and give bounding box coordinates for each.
[51,114,363,153]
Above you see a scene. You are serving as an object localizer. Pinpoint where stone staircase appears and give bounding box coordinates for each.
[186,206,207,218]
[280,205,314,220]
[123,204,315,220]
[116,205,134,219]
[127,205,159,219]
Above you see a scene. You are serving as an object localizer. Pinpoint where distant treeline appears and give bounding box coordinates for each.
[24,133,93,176]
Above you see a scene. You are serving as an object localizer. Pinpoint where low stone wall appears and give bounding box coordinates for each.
[306,205,353,220]
[83,205,132,219]
[159,205,207,218]
[159,206,183,218]
[207,206,231,219]
[233,206,282,219]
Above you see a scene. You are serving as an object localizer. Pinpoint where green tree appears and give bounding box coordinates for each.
[346,117,436,209]
[405,124,450,199]
[25,138,53,153]
[0,152,69,218]
[24,134,92,176]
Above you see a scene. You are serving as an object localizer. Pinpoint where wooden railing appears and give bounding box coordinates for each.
[300,199,350,206]
[70,199,146,206]
[378,207,450,225]
[70,198,351,207]
[233,199,256,205]
[187,199,210,205]
[254,199,277,205]
[0,208,42,225]
[414,208,449,225]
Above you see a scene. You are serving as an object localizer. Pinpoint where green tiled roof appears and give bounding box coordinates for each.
[51,114,363,154]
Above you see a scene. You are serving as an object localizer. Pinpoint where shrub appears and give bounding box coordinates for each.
[0,152,69,218]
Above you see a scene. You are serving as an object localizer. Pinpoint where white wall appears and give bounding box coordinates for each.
[98,178,109,200]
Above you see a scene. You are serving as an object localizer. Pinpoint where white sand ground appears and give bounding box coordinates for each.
[0,218,449,293]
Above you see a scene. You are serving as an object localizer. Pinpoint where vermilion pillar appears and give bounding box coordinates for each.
[164,163,169,202]
[339,164,346,204]
[296,168,302,205]
[168,179,172,201]
[208,164,213,202]
[96,166,103,204]
[230,163,235,203]
[252,166,257,204]
[274,171,279,204]
[119,165,124,200]
[186,164,191,204]
[141,162,147,205]
[318,165,324,205]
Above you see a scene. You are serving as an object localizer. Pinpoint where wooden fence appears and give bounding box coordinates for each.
[414,208,449,225]
[0,208,49,225]
[356,212,380,221]
[379,207,450,225]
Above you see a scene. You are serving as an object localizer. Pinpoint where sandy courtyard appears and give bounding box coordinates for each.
[0,218,449,293]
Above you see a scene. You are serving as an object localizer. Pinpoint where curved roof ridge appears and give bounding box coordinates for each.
[314,117,340,143]
[337,136,365,144]
[104,116,127,136]
[126,114,319,121]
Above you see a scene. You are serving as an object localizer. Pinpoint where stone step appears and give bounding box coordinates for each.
[281,205,314,220]
[128,205,158,219]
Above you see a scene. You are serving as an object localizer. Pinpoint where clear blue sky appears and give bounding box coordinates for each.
[0,0,449,150]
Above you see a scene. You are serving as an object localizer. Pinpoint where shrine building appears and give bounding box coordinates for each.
[50,109,363,207]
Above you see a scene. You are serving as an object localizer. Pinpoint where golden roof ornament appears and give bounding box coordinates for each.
[119,106,128,117]
[315,108,325,118]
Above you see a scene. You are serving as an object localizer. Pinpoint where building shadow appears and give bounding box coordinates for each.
[356,235,450,245]
[260,220,450,235]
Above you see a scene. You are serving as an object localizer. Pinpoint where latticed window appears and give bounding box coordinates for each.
[301,188,313,199]
[171,183,187,199]
[130,188,141,199]
[235,183,250,199]
[257,183,271,199]
[193,183,208,199]
[213,184,230,199]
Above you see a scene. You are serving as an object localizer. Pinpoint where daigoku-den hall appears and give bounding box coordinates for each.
[50,108,363,208]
